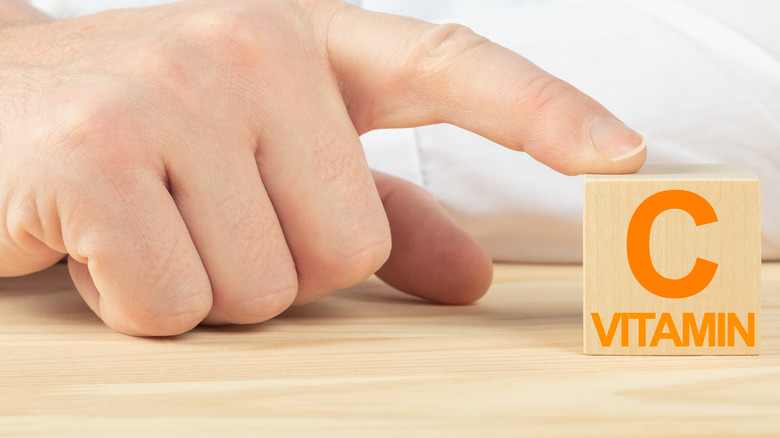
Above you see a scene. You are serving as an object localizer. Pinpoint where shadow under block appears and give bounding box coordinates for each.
[583,164,760,355]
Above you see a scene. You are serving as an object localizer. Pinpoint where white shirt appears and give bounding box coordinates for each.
[29,0,780,261]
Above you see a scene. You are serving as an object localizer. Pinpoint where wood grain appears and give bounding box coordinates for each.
[1,262,779,437]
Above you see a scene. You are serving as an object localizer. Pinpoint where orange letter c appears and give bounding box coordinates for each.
[626,190,718,299]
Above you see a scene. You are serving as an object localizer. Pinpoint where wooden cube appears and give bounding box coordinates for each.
[583,164,760,355]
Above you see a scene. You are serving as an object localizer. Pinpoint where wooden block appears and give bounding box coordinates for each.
[583,164,761,355]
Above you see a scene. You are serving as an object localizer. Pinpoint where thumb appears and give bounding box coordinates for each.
[372,170,493,305]
[323,3,646,175]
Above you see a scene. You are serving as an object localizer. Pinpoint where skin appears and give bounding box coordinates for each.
[0,0,647,336]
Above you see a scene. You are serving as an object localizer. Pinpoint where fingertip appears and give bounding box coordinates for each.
[588,116,647,174]
[377,216,493,305]
[108,289,211,337]
[590,117,645,161]
[541,117,648,177]
[612,138,648,174]
[203,272,298,326]
[426,233,494,306]
[109,273,212,337]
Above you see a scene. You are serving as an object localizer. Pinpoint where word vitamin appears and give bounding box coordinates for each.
[591,312,756,348]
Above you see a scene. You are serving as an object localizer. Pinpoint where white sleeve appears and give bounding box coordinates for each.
[362,0,780,262]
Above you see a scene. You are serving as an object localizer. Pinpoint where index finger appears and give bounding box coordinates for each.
[319,1,646,176]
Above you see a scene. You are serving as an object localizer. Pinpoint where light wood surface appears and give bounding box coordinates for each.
[1,262,779,437]
[584,164,761,355]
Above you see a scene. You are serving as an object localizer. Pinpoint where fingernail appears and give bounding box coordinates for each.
[590,117,646,161]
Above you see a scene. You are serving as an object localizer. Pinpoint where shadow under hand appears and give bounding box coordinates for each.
[278,269,583,354]
[0,264,100,328]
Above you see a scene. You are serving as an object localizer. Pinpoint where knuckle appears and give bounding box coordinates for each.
[311,145,356,187]
[128,9,259,104]
[49,94,166,191]
[53,96,140,166]
[404,23,489,86]
[306,134,371,192]
[214,194,269,239]
[100,277,211,337]
[230,273,298,325]
[217,260,299,325]
[420,23,486,59]
[120,269,212,336]
[57,102,117,149]
[506,74,584,175]
[176,6,257,55]
[149,2,297,114]
[204,219,299,325]
[317,222,392,288]
[514,73,579,116]
[134,303,209,337]
[79,228,212,337]
[169,3,295,76]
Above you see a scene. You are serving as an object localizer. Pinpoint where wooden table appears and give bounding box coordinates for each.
[2,263,779,437]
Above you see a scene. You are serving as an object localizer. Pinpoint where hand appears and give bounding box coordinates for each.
[0,0,646,336]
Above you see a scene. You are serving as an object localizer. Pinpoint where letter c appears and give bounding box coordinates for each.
[626,190,718,299]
